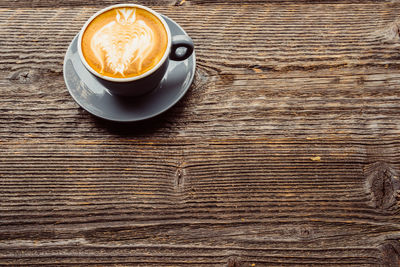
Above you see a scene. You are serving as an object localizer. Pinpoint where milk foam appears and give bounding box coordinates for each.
[90,8,155,77]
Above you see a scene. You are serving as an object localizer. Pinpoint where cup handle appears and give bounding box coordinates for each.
[170,35,194,61]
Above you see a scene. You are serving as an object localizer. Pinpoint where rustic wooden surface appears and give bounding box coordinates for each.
[1,0,400,266]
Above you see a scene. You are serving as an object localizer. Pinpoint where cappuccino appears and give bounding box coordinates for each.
[81,7,168,79]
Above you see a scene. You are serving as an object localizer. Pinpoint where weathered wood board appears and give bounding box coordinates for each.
[0,1,399,266]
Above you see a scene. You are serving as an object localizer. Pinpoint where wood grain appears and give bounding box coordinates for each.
[1,0,400,266]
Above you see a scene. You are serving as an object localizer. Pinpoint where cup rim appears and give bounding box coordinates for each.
[77,3,172,83]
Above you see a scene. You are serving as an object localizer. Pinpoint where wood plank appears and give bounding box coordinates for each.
[1,3,400,140]
[2,66,400,140]
[1,0,396,8]
[1,3,400,73]
[0,139,399,265]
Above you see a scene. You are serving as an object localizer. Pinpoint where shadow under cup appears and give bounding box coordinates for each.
[78,4,194,97]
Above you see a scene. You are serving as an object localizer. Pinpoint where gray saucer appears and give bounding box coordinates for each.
[63,15,196,122]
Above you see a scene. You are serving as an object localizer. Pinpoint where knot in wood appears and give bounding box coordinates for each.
[365,162,400,211]
[377,21,400,44]
[380,239,400,267]
[389,22,400,40]
[192,68,211,92]
[298,227,313,240]
[226,256,243,267]
[10,69,39,84]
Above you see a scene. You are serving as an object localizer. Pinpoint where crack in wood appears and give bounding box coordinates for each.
[365,162,400,211]
[174,161,186,193]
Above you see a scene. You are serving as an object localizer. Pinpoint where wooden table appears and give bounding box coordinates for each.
[1,0,400,266]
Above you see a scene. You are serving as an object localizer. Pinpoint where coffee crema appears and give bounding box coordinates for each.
[81,7,168,79]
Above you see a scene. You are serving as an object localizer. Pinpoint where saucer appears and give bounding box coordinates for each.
[63,15,196,122]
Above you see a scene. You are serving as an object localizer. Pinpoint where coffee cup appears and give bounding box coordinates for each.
[77,4,194,96]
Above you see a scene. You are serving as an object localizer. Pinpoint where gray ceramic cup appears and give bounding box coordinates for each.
[77,4,194,97]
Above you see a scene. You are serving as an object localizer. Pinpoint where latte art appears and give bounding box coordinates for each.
[92,8,154,76]
[81,7,168,79]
